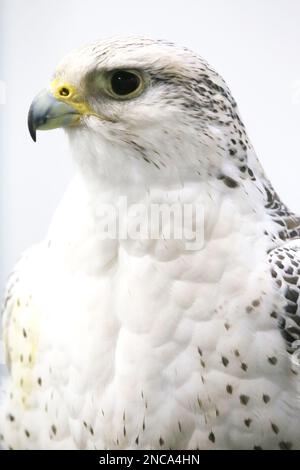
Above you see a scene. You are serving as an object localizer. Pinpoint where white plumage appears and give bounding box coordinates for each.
[1,37,300,450]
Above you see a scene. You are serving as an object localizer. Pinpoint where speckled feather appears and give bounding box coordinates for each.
[1,37,300,450]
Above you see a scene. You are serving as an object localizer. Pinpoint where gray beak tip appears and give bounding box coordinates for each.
[27,89,81,142]
[27,106,37,142]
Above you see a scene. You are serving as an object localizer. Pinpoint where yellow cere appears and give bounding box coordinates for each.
[50,78,96,116]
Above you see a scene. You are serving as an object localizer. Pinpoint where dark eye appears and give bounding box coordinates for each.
[110,70,141,96]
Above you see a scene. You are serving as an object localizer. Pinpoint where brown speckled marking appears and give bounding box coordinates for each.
[271,423,279,434]
[268,356,278,365]
[221,356,229,367]
[239,395,250,406]
[279,441,292,450]
[262,394,270,404]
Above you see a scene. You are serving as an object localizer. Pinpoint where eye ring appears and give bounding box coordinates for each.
[107,70,144,99]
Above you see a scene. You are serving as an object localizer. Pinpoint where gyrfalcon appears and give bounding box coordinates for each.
[1,37,300,450]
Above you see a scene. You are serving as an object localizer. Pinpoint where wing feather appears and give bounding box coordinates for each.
[268,239,300,355]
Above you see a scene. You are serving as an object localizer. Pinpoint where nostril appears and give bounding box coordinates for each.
[59,87,70,97]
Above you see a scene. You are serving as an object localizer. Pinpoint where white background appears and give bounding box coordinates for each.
[1,0,300,295]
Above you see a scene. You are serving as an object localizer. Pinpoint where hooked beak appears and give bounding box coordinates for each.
[28,89,80,142]
[27,79,97,142]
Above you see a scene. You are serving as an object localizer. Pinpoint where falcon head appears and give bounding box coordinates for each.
[28,36,250,178]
